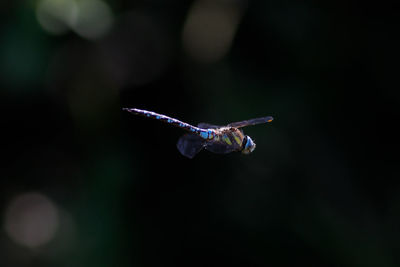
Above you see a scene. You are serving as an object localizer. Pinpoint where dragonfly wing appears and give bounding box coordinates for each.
[204,141,237,154]
[197,122,221,129]
[199,122,244,135]
[228,116,273,128]
[176,134,205,159]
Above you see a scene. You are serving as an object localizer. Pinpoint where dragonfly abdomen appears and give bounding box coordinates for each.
[123,108,213,138]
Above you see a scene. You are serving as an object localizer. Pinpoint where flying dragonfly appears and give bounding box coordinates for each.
[122,108,273,158]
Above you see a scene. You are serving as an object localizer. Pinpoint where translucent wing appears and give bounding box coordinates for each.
[176,134,205,159]
[227,116,273,128]
[204,141,237,154]
[197,122,221,129]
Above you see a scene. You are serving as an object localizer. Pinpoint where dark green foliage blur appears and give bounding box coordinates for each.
[1,1,398,267]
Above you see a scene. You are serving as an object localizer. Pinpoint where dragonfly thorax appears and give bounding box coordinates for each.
[210,127,255,154]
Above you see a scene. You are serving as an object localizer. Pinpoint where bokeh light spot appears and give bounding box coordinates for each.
[71,0,113,40]
[182,0,244,63]
[4,192,59,248]
[36,0,78,35]
[36,0,113,40]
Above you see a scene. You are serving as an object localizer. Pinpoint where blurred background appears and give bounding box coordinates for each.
[0,0,398,266]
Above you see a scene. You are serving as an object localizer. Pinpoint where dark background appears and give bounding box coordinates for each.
[1,0,398,266]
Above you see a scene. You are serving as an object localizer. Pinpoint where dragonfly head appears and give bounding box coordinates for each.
[241,135,256,154]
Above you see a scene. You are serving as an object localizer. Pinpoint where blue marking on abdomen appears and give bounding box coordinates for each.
[199,132,208,139]
[124,108,210,137]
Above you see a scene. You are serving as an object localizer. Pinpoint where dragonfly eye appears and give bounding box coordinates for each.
[241,135,256,154]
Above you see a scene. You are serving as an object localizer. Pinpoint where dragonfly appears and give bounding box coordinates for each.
[122,108,273,158]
